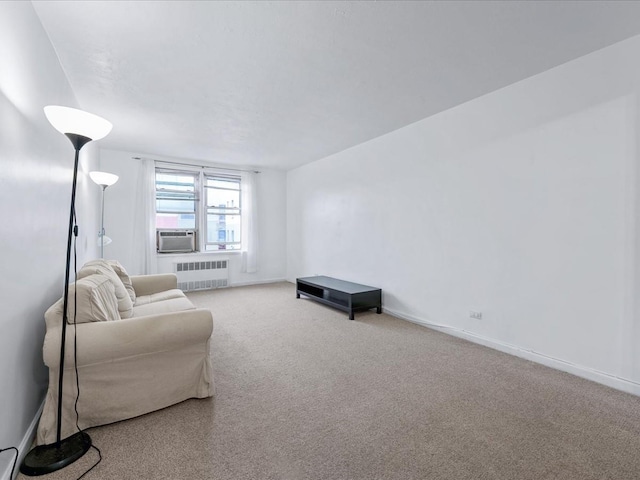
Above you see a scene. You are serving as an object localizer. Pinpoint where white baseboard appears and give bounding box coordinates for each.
[1,399,44,480]
[384,307,640,397]
[230,277,287,288]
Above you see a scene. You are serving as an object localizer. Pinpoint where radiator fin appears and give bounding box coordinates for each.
[176,260,228,272]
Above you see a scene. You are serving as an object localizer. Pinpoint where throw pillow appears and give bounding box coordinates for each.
[78,259,134,318]
[65,274,120,324]
[107,260,136,303]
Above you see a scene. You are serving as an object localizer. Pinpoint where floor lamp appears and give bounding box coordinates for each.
[20,106,112,476]
[89,171,119,258]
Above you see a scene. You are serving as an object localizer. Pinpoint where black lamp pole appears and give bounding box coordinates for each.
[20,133,94,476]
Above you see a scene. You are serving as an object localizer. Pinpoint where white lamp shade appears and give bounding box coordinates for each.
[98,236,113,247]
[44,105,112,141]
[90,171,119,187]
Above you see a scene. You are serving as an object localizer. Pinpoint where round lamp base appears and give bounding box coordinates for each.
[20,431,91,476]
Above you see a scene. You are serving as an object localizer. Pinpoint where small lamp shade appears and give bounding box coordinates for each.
[44,106,112,141]
[90,171,119,187]
[98,235,113,247]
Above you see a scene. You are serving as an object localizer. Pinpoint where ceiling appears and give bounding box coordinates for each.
[33,1,640,171]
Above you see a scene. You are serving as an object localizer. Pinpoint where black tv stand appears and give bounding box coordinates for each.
[296,276,382,320]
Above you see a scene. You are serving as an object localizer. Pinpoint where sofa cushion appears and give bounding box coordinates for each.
[132,297,196,317]
[107,260,136,303]
[78,259,134,318]
[134,289,185,306]
[45,274,120,326]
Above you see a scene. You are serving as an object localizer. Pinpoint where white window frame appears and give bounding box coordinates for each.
[154,166,242,253]
[155,167,200,232]
[203,173,242,252]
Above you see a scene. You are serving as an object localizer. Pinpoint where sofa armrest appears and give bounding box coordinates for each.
[44,308,213,368]
[131,274,178,296]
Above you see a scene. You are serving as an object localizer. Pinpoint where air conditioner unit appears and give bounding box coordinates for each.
[157,230,196,253]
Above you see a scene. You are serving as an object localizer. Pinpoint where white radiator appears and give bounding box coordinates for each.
[174,260,229,292]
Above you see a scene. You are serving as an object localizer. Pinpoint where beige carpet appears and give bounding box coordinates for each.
[19,282,640,479]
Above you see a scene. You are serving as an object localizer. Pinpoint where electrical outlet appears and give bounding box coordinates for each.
[469,310,482,320]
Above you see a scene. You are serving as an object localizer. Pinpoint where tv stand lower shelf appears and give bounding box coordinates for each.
[296,276,382,320]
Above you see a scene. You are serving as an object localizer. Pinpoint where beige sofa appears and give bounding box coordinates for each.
[37,259,214,445]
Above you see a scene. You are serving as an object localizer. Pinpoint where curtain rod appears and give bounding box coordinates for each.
[132,156,260,174]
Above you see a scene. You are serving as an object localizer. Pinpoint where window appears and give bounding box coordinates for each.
[155,170,198,229]
[155,168,242,252]
[204,175,241,251]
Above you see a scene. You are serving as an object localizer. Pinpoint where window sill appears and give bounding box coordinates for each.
[156,250,241,258]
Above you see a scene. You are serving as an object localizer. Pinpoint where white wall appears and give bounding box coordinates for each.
[99,149,287,285]
[0,3,100,478]
[287,35,640,395]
